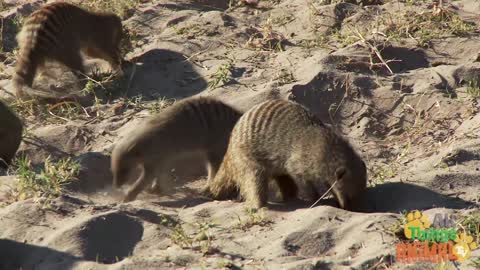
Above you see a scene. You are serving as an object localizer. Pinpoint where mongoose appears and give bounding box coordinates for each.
[0,100,23,168]
[111,97,243,202]
[205,99,367,210]
[12,2,123,99]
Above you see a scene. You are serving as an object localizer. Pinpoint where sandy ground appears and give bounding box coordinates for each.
[0,0,479,269]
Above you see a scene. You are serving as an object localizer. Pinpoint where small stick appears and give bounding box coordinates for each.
[309,180,337,209]
[124,64,137,97]
[354,28,395,75]
[48,101,90,118]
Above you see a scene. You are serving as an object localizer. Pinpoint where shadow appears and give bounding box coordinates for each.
[0,239,80,270]
[284,229,335,257]
[333,2,361,23]
[152,196,212,208]
[267,198,339,212]
[123,208,177,225]
[326,46,430,77]
[324,54,375,75]
[429,172,480,192]
[258,182,476,214]
[453,64,480,86]
[0,3,43,53]
[158,1,229,11]
[289,71,373,124]
[360,182,477,213]
[430,70,456,97]
[377,46,430,74]
[19,135,71,164]
[126,49,208,100]
[392,76,414,93]
[18,123,95,166]
[289,72,347,124]
[67,152,113,194]
[76,212,144,264]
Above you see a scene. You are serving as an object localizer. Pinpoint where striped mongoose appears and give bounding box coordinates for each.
[12,2,123,99]
[205,99,367,210]
[111,97,243,202]
[0,100,23,168]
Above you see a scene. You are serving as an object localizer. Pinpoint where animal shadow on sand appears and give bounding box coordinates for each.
[19,135,70,163]
[360,182,477,213]
[126,49,207,101]
[289,71,375,126]
[0,239,79,270]
[0,211,144,269]
[138,182,477,213]
[158,0,231,11]
[258,182,476,213]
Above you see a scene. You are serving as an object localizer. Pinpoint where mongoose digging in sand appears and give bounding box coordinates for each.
[205,99,367,211]
[111,97,242,202]
[0,100,23,168]
[12,2,124,99]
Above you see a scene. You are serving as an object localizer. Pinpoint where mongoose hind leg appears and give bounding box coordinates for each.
[57,49,86,80]
[273,174,298,201]
[205,153,242,200]
[238,160,269,209]
[206,150,225,181]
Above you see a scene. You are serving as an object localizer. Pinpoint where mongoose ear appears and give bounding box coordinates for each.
[335,167,346,180]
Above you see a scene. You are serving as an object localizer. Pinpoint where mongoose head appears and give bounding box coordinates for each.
[109,15,123,47]
[93,13,124,68]
[329,157,367,211]
[108,15,124,67]
[111,145,138,188]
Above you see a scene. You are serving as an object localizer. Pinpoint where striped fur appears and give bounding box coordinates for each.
[206,99,367,211]
[13,2,123,98]
[0,100,23,168]
[111,97,243,202]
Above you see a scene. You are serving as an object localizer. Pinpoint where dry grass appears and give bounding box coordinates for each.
[208,60,234,89]
[6,156,80,206]
[458,211,480,246]
[381,3,476,47]
[274,68,296,86]
[369,142,410,186]
[170,221,218,254]
[234,208,272,231]
[174,24,208,39]
[9,67,128,124]
[466,80,480,98]
[245,18,286,52]
[11,98,88,124]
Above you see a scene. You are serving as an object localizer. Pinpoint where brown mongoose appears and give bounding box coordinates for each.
[205,99,367,211]
[0,100,23,168]
[111,97,243,202]
[12,2,124,99]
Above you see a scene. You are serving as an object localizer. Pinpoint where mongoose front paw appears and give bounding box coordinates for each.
[122,194,136,203]
[200,186,214,198]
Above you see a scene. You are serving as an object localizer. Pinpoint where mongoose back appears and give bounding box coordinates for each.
[111,97,243,202]
[0,100,23,168]
[13,2,123,98]
[205,99,367,211]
